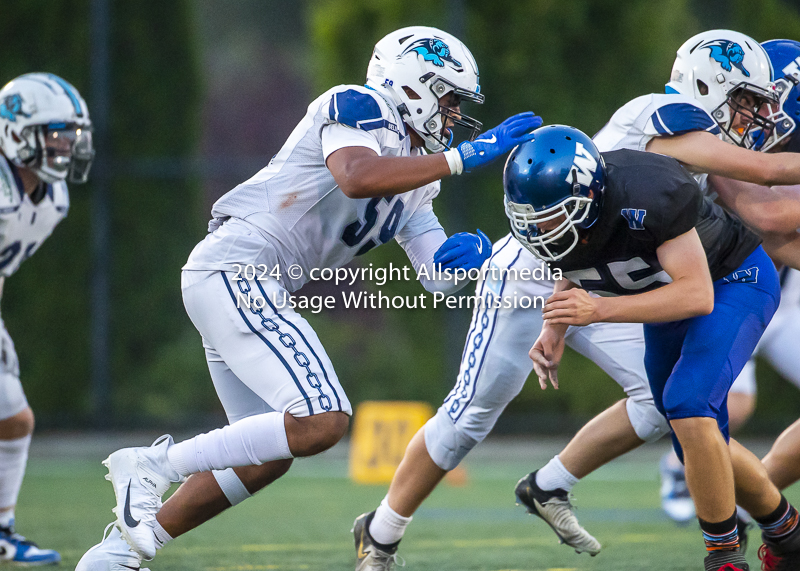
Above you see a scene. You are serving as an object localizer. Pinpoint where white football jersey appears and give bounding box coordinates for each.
[0,157,69,278]
[183,84,442,292]
[502,92,724,296]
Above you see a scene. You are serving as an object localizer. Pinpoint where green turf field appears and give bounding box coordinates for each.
[18,435,798,570]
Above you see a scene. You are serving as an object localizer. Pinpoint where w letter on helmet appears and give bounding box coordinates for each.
[566,142,598,187]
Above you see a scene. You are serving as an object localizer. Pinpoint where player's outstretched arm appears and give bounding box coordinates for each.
[647,131,800,187]
[543,229,714,325]
[709,175,800,235]
[327,146,451,199]
[326,112,541,199]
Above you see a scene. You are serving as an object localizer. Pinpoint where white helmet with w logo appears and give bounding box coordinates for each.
[366,26,484,152]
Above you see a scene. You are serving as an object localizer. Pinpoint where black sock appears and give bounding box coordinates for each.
[756,495,800,541]
[699,510,740,552]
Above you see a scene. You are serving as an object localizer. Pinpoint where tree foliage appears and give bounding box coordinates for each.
[0,0,208,427]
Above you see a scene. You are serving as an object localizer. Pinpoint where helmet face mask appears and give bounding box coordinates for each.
[366,27,484,152]
[16,123,95,184]
[715,83,781,149]
[0,73,93,184]
[758,39,800,152]
[505,194,594,261]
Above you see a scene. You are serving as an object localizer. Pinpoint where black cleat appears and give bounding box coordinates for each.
[759,523,800,571]
[514,471,601,556]
[703,549,749,571]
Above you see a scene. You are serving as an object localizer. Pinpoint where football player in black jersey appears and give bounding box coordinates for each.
[504,125,799,571]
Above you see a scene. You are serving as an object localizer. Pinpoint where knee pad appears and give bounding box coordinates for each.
[423,407,480,471]
[212,468,252,506]
[626,397,671,443]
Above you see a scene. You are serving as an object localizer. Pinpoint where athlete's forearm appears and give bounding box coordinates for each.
[540,317,568,339]
[762,231,800,271]
[647,131,800,187]
[553,277,576,293]
[328,149,451,199]
[593,276,713,323]
[710,175,800,234]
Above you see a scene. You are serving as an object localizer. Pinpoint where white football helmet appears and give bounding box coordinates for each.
[666,29,781,148]
[366,26,484,152]
[0,73,94,183]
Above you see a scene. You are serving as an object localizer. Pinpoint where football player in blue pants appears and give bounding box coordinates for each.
[75,26,542,571]
[352,29,800,567]
[506,125,798,571]
[0,73,93,565]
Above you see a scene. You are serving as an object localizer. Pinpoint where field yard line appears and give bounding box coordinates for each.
[228,532,683,554]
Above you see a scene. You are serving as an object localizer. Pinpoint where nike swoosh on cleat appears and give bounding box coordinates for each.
[475,134,496,144]
[124,480,140,527]
[357,529,368,560]
[120,565,140,571]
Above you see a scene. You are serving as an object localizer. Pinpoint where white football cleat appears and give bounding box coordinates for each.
[76,523,150,571]
[659,452,696,524]
[103,435,181,560]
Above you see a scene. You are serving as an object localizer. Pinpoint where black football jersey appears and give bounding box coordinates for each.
[550,149,761,296]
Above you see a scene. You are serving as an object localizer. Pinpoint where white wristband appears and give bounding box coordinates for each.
[443,148,464,176]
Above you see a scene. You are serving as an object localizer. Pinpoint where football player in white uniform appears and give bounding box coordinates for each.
[0,73,93,565]
[75,26,542,571]
[351,29,800,567]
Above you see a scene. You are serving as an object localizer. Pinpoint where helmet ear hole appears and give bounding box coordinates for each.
[402,86,422,100]
[696,79,709,96]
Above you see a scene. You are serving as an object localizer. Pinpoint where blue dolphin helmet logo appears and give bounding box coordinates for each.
[402,38,463,70]
[0,94,30,123]
[701,39,750,77]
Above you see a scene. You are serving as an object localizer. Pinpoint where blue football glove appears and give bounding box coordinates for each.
[456,112,543,172]
[433,229,492,272]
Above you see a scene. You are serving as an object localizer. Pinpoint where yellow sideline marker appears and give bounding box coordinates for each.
[349,401,434,484]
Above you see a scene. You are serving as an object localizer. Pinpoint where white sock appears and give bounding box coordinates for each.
[536,455,579,492]
[152,519,173,550]
[0,509,13,529]
[369,498,412,546]
[167,412,292,477]
[0,435,30,512]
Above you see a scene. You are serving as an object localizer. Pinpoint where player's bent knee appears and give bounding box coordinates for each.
[626,398,670,442]
[423,407,480,471]
[285,411,349,457]
[0,407,34,440]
